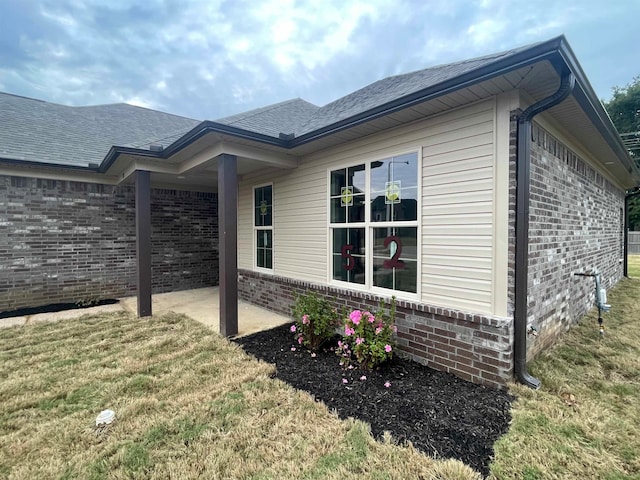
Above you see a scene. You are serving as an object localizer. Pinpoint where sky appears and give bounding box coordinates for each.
[0,0,638,121]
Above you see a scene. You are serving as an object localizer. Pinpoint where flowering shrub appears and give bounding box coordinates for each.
[336,298,397,369]
[291,292,339,351]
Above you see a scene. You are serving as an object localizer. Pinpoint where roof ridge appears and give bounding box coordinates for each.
[391,47,530,81]
[0,91,200,122]
[296,39,550,134]
[0,91,51,104]
[77,102,201,122]
[217,97,317,125]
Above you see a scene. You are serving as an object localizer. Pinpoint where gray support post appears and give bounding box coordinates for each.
[135,170,152,317]
[218,154,238,336]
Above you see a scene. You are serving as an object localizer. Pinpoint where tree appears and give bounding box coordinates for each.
[630,198,640,231]
[604,76,640,230]
[604,76,640,158]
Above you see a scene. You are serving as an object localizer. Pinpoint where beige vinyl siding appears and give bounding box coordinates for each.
[237,180,253,271]
[238,166,328,283]
[238,98,503,315]
[422,99,496,314]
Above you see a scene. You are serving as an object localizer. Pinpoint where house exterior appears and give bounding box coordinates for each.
[1,35,637,388]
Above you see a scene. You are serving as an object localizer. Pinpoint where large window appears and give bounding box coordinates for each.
[329,152,419,295]
[254,184,273,270]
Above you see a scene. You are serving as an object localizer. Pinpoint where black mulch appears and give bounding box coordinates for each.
[234,324,514,477]
[0,299,119,319]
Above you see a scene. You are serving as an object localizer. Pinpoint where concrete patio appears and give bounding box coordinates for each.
[2,287,291,337]
[120,287,290,337]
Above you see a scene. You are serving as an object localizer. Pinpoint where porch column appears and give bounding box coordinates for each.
[218,154,238,336]
[135,170,152,317]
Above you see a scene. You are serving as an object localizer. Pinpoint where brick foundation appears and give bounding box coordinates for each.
[238,269,513,389]
[0,176,218,312]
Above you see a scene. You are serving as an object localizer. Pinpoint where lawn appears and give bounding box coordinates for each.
[627,254,640,278]
[490,266,640,479]
[0,311,480,479]
[2,261,639,479]
[235,325,512,476]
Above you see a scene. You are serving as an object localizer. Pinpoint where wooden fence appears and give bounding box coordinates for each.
[629,232,640,254]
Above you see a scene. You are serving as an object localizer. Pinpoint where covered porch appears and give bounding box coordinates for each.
[105,129,300,336]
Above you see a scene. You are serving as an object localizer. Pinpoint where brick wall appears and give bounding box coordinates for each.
[521,122,625,357]
[0,176,218,312]
[238,269,513,389]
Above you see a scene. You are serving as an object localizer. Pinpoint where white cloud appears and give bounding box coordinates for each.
[466,18,508,47]
[39,6,78,29]
[121,95,154,109]
[1,0,637,119]
[241,0,392,72]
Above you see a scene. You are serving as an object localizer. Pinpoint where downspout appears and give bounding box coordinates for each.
[514,72,576,389]
[625,187,640,277]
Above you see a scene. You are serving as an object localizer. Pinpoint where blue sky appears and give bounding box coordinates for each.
[0,0,637,121]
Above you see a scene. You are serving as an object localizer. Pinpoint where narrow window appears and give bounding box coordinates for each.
[254,184,273,270]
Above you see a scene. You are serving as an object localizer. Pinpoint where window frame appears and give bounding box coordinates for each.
[326,148,422,301]
[253,182,274,273]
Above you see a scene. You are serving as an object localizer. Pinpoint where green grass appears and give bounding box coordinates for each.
[627,254,640,278]
[0,311,480,479]
[6,262,640,479]
[490,270,640,479]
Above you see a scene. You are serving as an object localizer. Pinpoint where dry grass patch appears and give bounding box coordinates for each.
[490,275,640,479]
[0,311,480,479]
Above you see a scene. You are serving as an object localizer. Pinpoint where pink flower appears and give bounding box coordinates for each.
[384,344,392,353]
[298,336,304,344]
[392,325,397,333]
[290,325,296,333]
[355,337,364,345]
[302,314,309,325]
[368,314,376,323]
[349,310,362,325]
[311,353,316,358]
[375,326,383,335]
[360,375,367,381]
[348,365,354,369]
[345,326,355,336]
[291,347,296,351]
[384,381,391,388]
[338,340,343,347]
[342,378,348,384]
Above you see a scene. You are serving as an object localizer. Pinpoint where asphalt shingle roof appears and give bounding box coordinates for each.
[296,44,539,136]
[0,39,548,168]
[0,93,200,167]
[215,98,319,137]
[215,41,543,138]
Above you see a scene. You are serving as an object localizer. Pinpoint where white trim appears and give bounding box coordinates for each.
[493,93,516,317]
[253,182,274,273]
[326,148,422,302]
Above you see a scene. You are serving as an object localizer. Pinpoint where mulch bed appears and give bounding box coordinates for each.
[0,299,119,319]
[234,323,514,476]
